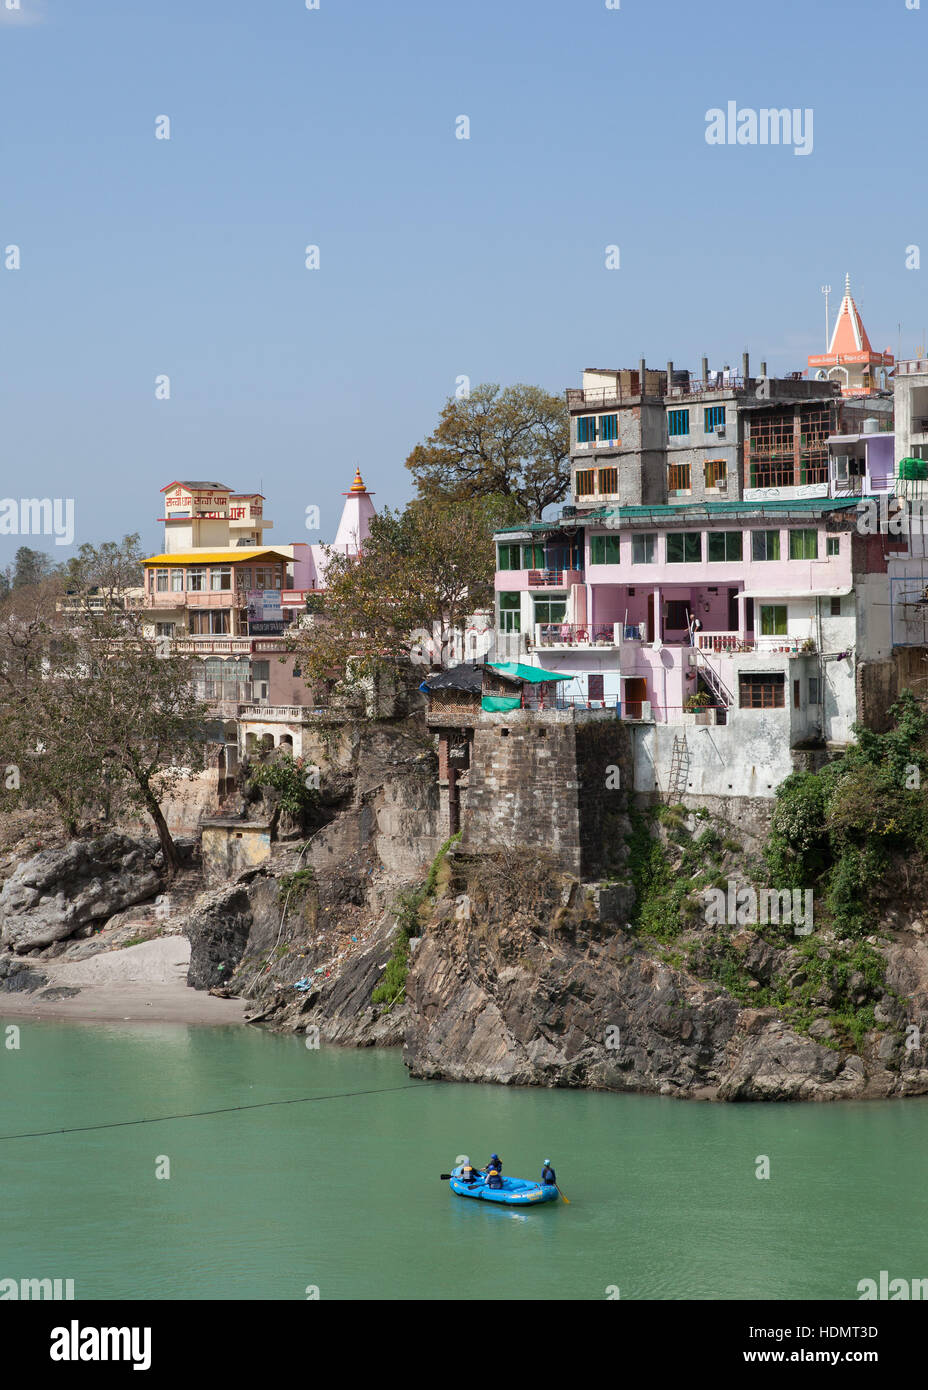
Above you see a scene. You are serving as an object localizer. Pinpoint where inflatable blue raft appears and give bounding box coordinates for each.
[449,1163,558,1206]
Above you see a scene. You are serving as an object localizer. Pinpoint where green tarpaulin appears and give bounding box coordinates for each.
[481,695,522,712]
[487,662,572,684]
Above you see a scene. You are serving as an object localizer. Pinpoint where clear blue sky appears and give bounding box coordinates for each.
[0,0,924,561]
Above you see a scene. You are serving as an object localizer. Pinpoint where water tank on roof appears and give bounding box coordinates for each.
[862,417,880,434]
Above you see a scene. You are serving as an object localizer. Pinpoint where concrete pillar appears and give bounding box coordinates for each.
[701,356,709,384]
[760,360,767,377]
[742,351,750,381]
[639,357,647,394]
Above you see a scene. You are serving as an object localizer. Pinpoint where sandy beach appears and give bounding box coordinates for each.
[0,937,247,1026]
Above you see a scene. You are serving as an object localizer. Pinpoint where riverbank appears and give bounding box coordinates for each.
[0,936,246,1026]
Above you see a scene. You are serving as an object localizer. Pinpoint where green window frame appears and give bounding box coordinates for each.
[497,543,521,570]
[668,409,690,436]
[534,597,567,624]
[751,530,780,562]
[826,537,840,557]
[760,605,788,636]
[590,535,621,565]
[521,544,545,569]
[576,416,597,443]
[789,529,818,560]
[704,405,725,431]
[598,413,619,442]
[666,532,702,564]
[498,592,521,633]
[707,531,743,562]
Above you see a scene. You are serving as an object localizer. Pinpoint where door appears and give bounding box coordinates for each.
[646,593,655,642]
[624,677,647,720]
[727,587,739,632]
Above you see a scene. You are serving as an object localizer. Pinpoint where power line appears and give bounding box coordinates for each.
[0,1083,429,1141]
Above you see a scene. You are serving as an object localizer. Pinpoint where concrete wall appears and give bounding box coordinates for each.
[201,821,272,884]
[631,713,795,800]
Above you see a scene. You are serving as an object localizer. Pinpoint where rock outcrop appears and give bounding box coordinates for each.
[0,833,166,954]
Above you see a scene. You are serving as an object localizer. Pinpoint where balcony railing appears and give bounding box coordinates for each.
[533,622,621,648]
[696,632,754,653]
[526,569,584,588]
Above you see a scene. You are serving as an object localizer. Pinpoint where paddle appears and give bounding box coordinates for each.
[555,1185,570,1204]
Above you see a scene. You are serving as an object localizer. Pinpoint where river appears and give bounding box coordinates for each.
[2,1019,926,1300]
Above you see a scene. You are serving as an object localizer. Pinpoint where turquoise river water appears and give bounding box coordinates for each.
[2,1019,926,1300]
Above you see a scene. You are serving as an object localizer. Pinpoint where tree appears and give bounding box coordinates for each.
[12,546,58,589]
[405,382,570,517]
[63,534,144,605]
[0,582,210,871]
[291,495,511,685]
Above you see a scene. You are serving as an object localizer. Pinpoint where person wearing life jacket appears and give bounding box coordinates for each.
[485,1153,503,1176]
[541,1159,557,1187]
[485,1165,503,1190]
[460,1161,478,1185]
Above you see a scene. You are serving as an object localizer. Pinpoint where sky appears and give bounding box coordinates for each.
[0,0,926,563]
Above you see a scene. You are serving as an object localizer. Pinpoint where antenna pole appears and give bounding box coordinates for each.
[821,285,832,350]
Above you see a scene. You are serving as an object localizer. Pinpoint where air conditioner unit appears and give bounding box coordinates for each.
[717,477,727,490]
[716,425,726,437]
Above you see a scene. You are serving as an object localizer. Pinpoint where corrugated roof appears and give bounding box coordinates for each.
[494,497,862,536]
[142,548,291,566]
[160,481,234,492]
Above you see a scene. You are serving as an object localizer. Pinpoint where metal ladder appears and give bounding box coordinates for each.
[666,734,690,804]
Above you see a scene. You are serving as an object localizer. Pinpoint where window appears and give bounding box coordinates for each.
[188,609,231,635]
[759,605,787,636]
[210,566,232,591]
[707,531,743,563]
[826,537,840,556]
[739,673,785,708]
[187,567,206,591]
[809,677,822,704]
[789,529,818,560]
[666,532,702,564]
[704,405,725,431]
[598,467,618,494]
[252,660,270,683]
[521,544,545,569]
[598,414,619,442]
[632,533,656,564]
[668,409,689,436]
[171,569,184,592]
[665,600,691,630]
[752,530,780,562]
[577,416,597,443]
[155,622,175,637]
[255,567,276,589]
[534,597,567,624]
[705,459,727,488]
[497,544,521,570]
[499,592,521,633]
[590,535,621,565]
[155,569,169,592]
[575,469,595,497]
[830,597,842,616]
[236,567,253,589]
[588,673,605,702]
[668,463,691,491]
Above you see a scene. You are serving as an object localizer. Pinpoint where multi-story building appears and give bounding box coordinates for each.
[491,352,898,802]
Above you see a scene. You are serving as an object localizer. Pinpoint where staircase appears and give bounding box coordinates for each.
[694,647,734,723]
[666,734,690,804]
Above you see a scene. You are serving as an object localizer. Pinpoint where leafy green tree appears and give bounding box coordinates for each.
[405,382,570,516]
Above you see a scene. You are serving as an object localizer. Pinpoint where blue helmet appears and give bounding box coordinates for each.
[490,1154,500,1164]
